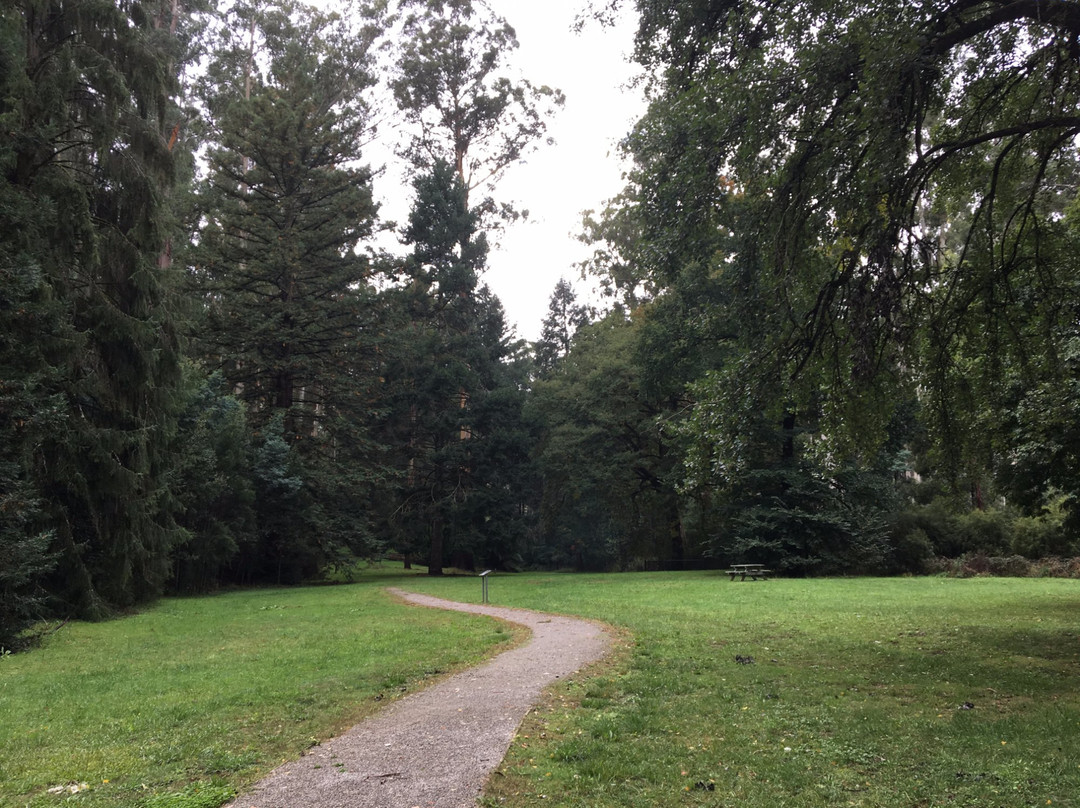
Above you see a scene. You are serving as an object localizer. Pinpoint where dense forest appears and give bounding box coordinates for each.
[2,0,1078,647]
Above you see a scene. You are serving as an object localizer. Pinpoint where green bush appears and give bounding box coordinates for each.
[987,554,1033,576]
[894,501,1074,561]
[886,526,934,574]
[1009,505,1074,558]
[926,553,1080,578]
[892,501,963,556]
[954,509,1012,555]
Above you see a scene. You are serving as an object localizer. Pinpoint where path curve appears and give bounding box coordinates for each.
[226,589,612,808]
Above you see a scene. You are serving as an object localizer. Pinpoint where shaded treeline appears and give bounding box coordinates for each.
[3,0,1079,647]
[529,0,1080,574]
[1,0,547,647]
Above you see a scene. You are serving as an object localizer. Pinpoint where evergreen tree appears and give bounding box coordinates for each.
[534,278,591,375]
[248,413,309,584]
[446,287,536,569]
[190,0,386,579]
[385,161,488,574]
[170,366,255,593]
[194,0,380,431]
[381,160,532,573]
[2,0,192,617]
[0,255,62,645]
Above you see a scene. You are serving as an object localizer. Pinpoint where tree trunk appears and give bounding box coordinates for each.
[428,511,445,575]
[668,495,685,562]
[782,411,796,461]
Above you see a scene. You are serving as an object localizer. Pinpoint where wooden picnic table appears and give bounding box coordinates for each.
[724,563,772,581]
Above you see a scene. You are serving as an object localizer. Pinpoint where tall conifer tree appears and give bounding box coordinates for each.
[2,0,191,617]
[379,160,532,572]
[535,279,591,374]
[388,161,489,574]
[190,1,386,579]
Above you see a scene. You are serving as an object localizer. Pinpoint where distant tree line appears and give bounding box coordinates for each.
[2,0,1078,648]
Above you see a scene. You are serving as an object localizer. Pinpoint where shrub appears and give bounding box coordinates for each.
[893,502,962,556]
[926,553,1080,578]
[1032,557,1080,578]
[895,501,1075,561]
[986,555,1032,577]
[884,526,934,574]
[1009,506,1074,558]
[954,510,1012,555]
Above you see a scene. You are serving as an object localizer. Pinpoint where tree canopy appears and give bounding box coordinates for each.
[582,0,1078,515]
[623,0,1079,413]
[391,0,564,214]
[2,0,1078,643]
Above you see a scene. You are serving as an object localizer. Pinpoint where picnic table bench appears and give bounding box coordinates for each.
[724,563,772,581]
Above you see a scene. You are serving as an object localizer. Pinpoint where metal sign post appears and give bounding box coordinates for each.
[479,570,492,603]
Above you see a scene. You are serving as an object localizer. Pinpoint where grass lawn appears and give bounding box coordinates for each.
[3,570,1077,808]
[0,566,518,808]
[396,572,1080,808]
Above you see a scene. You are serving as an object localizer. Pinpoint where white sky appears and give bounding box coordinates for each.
[370,0,646,341]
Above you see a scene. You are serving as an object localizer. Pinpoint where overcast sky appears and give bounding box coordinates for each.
[370,0,647,341]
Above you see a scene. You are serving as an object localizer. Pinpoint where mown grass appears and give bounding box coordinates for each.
[0,566,518,808]
[5,571,1077,808]
[396,573,1080,808]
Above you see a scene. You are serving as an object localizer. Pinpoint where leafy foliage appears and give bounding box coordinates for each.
[561,0,1080,570]
[391,0,564,215]
[619,0,1078,421]
[529,313,692,569]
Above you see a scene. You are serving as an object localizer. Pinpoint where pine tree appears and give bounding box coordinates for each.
[382,161,532,573]
[447,287,536,569]
[384,161,488,574]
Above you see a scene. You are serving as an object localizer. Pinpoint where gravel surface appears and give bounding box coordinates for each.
[226,588,612,808]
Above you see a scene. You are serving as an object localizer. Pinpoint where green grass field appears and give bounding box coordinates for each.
[400,572,1080,808]
[2,569,1077,808]
[0,568,518,808]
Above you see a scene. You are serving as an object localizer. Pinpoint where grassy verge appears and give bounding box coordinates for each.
[0,565,517,808]
[396,572,1080,808]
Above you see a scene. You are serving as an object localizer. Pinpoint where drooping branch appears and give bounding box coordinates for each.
[932,0,1080,55]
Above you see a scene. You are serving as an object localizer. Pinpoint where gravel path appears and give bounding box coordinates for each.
[226,589,612,808]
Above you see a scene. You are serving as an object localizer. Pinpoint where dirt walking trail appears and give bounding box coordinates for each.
[227,589,612,808]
